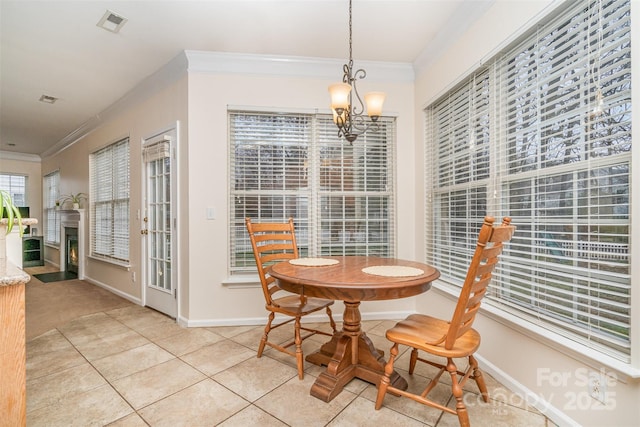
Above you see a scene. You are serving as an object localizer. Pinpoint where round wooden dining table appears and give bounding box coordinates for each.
[270,256,440,402]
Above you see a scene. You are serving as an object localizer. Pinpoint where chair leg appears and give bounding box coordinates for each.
[258,312,275,358]
[294,317,304,379]
[447,358,470,427]
[469,355,489,402]
[375,342,399,410]
[408,348,419,374]
[326,306,337,333]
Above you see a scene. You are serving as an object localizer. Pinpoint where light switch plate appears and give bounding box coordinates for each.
[206,207,216,220]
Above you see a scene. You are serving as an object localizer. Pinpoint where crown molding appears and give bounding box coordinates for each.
[184,50,414,83]
[0,150,41,162]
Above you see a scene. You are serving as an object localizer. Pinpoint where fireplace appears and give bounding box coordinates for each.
[59,209,85,279]
[65,227,79,274]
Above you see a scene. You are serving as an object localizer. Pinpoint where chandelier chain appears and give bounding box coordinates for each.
[348,0,353,63]
[328,0,384,143]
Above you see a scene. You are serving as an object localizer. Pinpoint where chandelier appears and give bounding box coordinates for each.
[328,0,385,143]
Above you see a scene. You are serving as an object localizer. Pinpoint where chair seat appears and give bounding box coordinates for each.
[271,295,334,315]
[386,313,481,358]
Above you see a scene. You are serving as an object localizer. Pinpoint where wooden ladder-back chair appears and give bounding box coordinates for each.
[375,216,515,427]
[245,217,337,379]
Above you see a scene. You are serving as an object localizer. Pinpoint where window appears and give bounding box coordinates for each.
[89,138,130,263]
[425,0,631,362]
[0,173,27,206]
[229,111,396,273]
[43,171,60,245]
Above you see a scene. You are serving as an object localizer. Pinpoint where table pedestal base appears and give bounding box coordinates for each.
[305,301,408,402]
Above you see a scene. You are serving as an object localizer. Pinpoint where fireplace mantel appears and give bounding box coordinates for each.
[59,209,85,279]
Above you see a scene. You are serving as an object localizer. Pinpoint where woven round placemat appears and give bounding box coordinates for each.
[362,265,424,277]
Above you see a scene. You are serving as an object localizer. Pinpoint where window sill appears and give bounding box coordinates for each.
[431,280,640,379]
[88,255,131,270]
[222,274,261,288]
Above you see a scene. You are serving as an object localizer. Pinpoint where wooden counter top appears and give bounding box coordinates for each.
[1,260,30,426]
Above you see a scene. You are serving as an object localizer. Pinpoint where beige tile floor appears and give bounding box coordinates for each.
[26,287,554,426]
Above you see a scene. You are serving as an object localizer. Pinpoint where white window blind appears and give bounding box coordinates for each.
[229,111,395,273]
[89,138,130,263]
[0,174,27,206]
[426,0,631,362]
[314,116,396,257]
[142,138,170,163]
[43,171,60,245]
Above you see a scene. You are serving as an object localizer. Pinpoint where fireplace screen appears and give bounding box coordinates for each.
[65,227,79,275]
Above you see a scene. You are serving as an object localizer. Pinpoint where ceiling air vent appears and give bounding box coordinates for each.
[97,10,128,33]
[39,94,58,104]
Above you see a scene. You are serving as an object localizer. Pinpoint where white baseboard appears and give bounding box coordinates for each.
[475,353,579,427]
[176,315,189,328]
[82,275,142,306]
[186,316,269,328]
[44,260,59,269]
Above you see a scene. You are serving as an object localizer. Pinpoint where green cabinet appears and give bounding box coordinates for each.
[23,236,44,267]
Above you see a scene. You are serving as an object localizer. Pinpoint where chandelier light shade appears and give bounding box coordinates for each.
[364,92,385,117]
[329,0,385,143]
[329,83,351,111]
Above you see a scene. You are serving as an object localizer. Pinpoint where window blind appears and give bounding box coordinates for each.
[0,174,27,206]
[314,116,395,257]
[43,171,60,245]
[142,138,171,163]
[229,111,396,273]
[426,0,631,362]
[427,69,492,284]
[89,138,130,263]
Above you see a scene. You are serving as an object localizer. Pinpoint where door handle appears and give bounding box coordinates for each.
[141,229,148,235]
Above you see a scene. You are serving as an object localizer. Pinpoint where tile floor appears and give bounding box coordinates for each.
[27,304,554,426]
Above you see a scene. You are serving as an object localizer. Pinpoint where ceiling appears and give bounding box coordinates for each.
[0,0,493,157]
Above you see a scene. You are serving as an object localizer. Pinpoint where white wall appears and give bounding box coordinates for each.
[183,53,417,323]
[413,1,640,426]
[41,61,189,303]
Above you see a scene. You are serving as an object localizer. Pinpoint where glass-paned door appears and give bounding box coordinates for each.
[142,129,176,318]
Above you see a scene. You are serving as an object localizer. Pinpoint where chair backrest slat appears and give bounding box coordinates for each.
[245,217,298,305]
[471,276,491,294]
[475,258,498,277]
[260,251,297,263]
[480,245,503,261]
[489,226,515,243]
[444,216,515,349]
[466,292,485,309]
[254,233,295,243]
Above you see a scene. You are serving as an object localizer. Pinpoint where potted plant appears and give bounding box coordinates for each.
[58,192,88,209]
[0,190,23,235]
[0,190,23,270]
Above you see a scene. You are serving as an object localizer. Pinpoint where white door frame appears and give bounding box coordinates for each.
[141,122,180,319]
